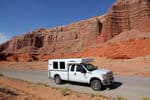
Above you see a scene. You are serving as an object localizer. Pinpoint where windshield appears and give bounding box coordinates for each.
[83,63,97,71]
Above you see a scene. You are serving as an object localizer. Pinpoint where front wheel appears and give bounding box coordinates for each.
[54,76,62,84]
[91,79,102,91]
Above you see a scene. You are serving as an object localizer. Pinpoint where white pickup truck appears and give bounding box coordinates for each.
[48,58,114,90]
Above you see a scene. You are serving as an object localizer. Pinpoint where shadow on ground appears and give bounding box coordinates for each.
[105,81,122,90]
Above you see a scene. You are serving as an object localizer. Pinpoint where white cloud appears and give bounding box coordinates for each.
[0,32,9,44]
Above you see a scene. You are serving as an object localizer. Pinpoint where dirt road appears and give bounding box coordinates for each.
[0,69,150,100]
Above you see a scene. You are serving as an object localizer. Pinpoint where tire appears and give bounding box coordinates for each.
[91,79,102,91]
[54,75,62,84]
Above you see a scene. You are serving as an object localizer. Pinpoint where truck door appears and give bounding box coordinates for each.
[69,64,88,83]
[68,64,76,81]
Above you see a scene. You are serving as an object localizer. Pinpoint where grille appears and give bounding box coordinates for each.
[106,71,113,79]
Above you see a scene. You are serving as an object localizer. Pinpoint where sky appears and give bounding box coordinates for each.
[0,0,116,44]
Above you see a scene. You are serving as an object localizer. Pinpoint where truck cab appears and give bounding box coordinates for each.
[48,58,114,91]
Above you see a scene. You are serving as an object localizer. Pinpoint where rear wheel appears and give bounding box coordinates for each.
[91,79,102,91]
[54,75,61,84]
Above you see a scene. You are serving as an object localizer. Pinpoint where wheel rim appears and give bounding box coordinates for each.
[92,81,100,90]
[55,77,60,84]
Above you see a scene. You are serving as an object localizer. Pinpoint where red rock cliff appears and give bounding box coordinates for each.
[0,18,101,54]
[100,0,150,41]
[0,0,150,60]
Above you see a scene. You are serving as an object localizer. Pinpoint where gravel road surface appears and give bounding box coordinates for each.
[0,69,150,100]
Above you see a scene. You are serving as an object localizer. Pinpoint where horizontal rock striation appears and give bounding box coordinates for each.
[0,0,150,61]
[100,0,150,41]
[1,17,102,54]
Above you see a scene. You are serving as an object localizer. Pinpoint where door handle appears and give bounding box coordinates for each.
[74,73,76,75]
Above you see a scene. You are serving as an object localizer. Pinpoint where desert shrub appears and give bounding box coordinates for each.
[89,93,105,100]
[142,97,150,100]
[90,93,95,97]
[0,73,4,77]
[37,83,49,87]
[60,87,71,96]
[117,96,127,100]
[0,87,17,95]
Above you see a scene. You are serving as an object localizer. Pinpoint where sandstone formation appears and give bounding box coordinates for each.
[0,18,101,54]
[0,0,150,61]
[100,0,150,41]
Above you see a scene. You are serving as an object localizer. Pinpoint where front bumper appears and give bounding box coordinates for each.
[102,77,114,85]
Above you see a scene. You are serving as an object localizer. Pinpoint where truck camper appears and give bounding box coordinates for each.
[48,58,114,90]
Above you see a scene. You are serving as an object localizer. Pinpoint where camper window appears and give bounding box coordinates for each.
[53,62,58,69]
[60,62,65,69]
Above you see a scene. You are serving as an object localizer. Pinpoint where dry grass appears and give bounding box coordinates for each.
[60,87,71,96]
[0,86,18,96]
[142,97,150,100]
[117,96,127,100]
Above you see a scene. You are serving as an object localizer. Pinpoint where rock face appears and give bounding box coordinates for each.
[100,0,150,41]
[0,0,150,61]
[1,17,103,54]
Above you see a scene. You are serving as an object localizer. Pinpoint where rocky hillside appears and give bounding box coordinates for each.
[0,0,150,61]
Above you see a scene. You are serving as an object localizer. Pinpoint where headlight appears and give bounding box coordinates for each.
[102,74,107,80]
